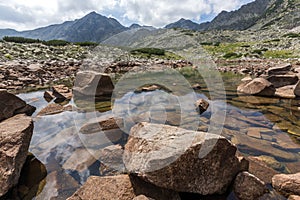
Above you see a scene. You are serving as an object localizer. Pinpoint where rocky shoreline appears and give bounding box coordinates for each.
[1,41,300,200]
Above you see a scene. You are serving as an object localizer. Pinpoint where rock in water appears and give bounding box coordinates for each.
[195,98,209,114]
[0,90,36,122]
[237,78,275,96]
[272,173,300,197]
[233,172,268,200]
[52,84,72,100]
[73,71,114,99]
[0,114,34,197]
[124,122,245,195]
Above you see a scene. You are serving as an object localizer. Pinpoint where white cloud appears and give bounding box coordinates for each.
[0,0,254,30]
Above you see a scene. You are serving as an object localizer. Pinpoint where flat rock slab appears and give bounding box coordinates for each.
[124,122,244,195]
[0,114,34,197]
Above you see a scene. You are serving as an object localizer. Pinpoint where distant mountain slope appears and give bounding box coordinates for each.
[0,12,127,42]
[102,26,156,46]
[0,29,20,39]
[165,18,204,30]
[165,0,299,31]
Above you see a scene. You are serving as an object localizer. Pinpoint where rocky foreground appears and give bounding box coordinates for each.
[1,41,300,199]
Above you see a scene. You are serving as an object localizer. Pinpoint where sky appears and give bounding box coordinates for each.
[0,0,255,31]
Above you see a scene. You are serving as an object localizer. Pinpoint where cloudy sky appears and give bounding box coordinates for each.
[0,0,254,31]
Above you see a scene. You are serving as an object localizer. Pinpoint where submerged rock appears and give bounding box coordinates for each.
[124,122,245,195]
[233,171,268,200]
[237,78,275,96]
[0,114,34,197]
[272,172,300,197]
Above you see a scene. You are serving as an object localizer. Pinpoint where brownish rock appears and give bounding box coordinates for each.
[37,103,64,116]
[247,156,279,184]
[275,85,296,99]
[272,173,300,197]
[233,172,268,200]
[66,175,135,200]
[0,90,36,122]
[294,81,300,97]
[267,63,292,75]
[43,91,55,101]
[52,85,72,100]
[0,114,34,197]
[289,195,300,200]
[237,78,275,96]
[195,98,209,114]
[124,122,244,195]
[267,75,298,88]
[73,71,114,98]
[67,175,180,200]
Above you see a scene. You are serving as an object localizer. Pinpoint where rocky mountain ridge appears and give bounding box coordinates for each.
[0,12,127,42]
[165,0,300,31]
[1,0,299,43]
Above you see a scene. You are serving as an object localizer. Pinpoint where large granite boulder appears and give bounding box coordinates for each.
[124,122,246,195]
[0,114,34,197]
[73,71,114,99]
[233,172,268,200]
[67,175,180,200]
[272,172,300,197]
[237,78,275,96]
[0,90,35,122]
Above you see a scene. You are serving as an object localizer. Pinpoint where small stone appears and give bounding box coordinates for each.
[233,172,268,200]
[195,98,209,114]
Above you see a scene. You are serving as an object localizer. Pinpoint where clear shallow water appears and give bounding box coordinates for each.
[16,71,300,200]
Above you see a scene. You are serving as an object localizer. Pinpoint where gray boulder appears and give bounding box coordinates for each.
[124,122,246,195]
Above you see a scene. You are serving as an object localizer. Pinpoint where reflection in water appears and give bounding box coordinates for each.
[17,72,300,199]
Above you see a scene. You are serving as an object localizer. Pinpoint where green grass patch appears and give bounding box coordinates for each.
[263,50,295,59]
[283,33,300,38]
[223,52,243,59]
[130,48,183,60]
